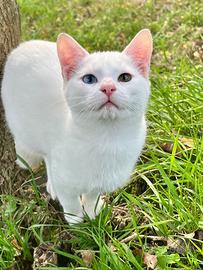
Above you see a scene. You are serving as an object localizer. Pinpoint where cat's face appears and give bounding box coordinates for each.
[64,52,150,120]
[57,29,153,121]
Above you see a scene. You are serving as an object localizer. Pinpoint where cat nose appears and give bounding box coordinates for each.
[100,81,116,97]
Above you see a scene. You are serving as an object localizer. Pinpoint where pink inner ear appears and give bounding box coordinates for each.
[57,33,89,79]
[123,29,153,77]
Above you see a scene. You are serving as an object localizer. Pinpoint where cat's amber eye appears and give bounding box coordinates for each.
[118,73,132,82]
[82,74,97,84]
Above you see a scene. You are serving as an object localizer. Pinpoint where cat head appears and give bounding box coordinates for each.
[57,29,153,121]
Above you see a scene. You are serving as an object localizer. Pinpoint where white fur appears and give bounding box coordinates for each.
[1,39,150,224]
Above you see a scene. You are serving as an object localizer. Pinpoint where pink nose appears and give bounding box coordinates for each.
[100,81,116,97]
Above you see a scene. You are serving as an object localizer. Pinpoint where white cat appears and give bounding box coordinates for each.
[1,29,153,224]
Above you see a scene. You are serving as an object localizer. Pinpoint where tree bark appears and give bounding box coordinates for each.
[0,0,21,194]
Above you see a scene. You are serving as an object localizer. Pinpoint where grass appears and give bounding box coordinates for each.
[0,0,203,269]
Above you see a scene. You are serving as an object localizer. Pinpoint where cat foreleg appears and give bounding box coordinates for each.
[59,193,83,224]
[81,191,104,219]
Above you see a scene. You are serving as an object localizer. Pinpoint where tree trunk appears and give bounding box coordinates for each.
[0,0,21,194]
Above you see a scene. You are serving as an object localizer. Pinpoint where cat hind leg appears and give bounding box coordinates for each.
[15,142,42,170]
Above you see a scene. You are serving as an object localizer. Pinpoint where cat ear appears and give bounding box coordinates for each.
[57,33,89,79]
[123,29,153,77]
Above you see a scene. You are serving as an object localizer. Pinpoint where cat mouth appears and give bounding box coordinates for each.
[99,100,119,110]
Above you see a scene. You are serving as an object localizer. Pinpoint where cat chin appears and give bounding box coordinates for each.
[100,109,117,120]
[94,108,132,121]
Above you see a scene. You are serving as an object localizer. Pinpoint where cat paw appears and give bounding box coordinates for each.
[64,213,83,225]
[82,196,105,219]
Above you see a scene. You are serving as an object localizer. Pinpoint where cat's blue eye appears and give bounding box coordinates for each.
[118,73,132,82]
[82,74,97,84]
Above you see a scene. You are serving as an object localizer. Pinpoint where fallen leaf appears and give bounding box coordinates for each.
[161,137,195,156]
[160,143,182,157]
[160,143,174,153]
[11,238,21,250]
[81,250,94,267]
[179,137,195,149]
[143,252,158,269]
[33,243,57,267]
